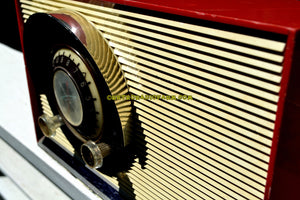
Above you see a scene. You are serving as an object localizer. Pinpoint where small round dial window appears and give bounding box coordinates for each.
[53,70,83,126]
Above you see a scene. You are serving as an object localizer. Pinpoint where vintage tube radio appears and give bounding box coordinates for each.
[14,0,300,199]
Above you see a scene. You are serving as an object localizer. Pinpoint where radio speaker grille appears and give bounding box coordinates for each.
[20,0,287,199]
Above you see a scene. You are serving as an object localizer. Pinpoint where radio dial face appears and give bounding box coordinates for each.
[53,69,83,126]
[52,48,104,141]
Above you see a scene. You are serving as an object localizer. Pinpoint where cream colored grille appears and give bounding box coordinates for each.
[22,0,287,199]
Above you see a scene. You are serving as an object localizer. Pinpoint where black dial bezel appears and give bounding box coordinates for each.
[23,12,125,157]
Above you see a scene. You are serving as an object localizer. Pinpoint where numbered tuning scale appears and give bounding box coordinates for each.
[23,9,138,174]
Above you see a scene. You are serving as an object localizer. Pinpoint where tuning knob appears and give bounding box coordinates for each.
[38,114,64,137]
[81,140,111,168]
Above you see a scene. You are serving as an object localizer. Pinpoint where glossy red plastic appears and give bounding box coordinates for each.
[97,0,300,33]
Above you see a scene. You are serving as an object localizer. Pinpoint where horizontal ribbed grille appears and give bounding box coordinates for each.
[21,0,287,199]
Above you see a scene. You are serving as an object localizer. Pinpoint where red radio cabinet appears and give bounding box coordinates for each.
[14,0,300,199]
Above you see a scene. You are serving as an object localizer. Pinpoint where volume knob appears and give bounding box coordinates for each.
[38,114,64,137]
[81,140,111,168]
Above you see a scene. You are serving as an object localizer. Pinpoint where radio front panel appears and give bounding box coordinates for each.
[14,0,300,199]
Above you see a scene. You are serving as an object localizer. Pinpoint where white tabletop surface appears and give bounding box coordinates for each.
[0,43,102,200]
